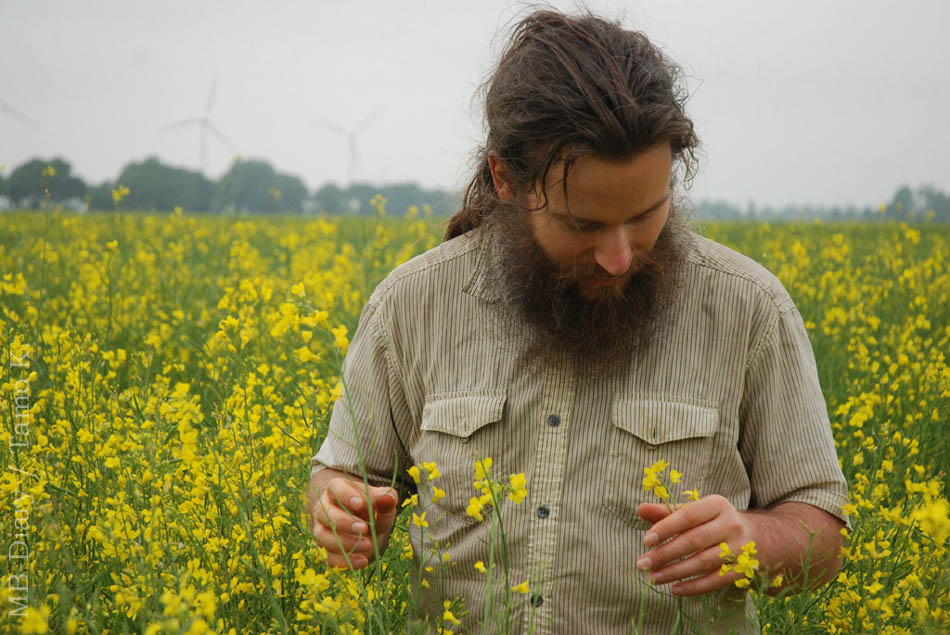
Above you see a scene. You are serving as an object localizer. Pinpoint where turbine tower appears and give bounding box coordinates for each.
[162,76,237,174]
[313,106,382,186]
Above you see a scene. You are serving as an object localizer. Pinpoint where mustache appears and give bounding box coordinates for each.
[555,247,664,284]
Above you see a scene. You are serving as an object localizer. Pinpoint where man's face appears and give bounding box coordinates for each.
[485,142,688,371]
[522,143,673,300]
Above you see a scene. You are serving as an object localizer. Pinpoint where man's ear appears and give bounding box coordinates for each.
[487,155,515,202]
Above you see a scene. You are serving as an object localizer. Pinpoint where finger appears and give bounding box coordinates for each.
[648,543,723,587]
[325,479,373,521]
[641,520,726,572]
[326,551,369,570]
[311,521,374,555]
[670,567,744,597]
[643,496,724,547]
[317,490,372,535]
[368,485,398,512]
[369,486,400,534]
[637,502,674,525]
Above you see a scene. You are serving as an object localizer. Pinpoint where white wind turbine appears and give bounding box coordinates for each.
[313,106,382,186]
[162,76,237,174]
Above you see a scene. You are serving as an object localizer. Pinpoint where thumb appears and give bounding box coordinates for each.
[368,485,398,512]
[637,502,674,525]
[368,486,399,532]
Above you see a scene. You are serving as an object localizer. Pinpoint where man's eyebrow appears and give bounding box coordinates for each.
[553,192,671,226]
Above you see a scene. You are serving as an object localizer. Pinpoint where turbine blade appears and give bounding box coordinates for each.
[0,100,42,128]
[162,117,203,131]
[354,106,382,135]
[205,121,237,152]
[313,119,348,136]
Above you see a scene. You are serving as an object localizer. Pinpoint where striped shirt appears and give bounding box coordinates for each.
[311,226,850,634]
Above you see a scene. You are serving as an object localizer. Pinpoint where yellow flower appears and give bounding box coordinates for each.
[112,184,130,204]
[331,324,349,354]
[509,473,528,504]
[770,574,783,588]
[734,578,751,589]
[642,469,661,491]
[670,469,683,483]
[412,512,428,528]
[442,609,461,625]
[683,488,701,501]
[511,580,530,594]
[719,542,733,559]
[106,240,118,251]
[407,466,421,485]
[424,461,441,481]
[432,486,446,503]
[42,164,55,178]
[466,497,484,522]
[20,605,51,634]
[653,485,670,501]
[474,561,487,573]
[474,457,493,481]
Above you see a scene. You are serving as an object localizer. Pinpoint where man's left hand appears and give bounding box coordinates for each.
[636,495,756,596]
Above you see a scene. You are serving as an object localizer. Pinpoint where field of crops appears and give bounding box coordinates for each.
[0,208,947,634]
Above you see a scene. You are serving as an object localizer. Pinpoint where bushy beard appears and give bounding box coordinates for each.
[482,205,691,374]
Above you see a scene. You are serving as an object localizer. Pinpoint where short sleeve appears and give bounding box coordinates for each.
[310,299,413,493]
[738,304,851,528]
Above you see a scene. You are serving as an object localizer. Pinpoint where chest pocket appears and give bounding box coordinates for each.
[602,396,719,530]
[415,391,508,523]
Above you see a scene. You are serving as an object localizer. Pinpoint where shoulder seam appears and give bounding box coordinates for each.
[372,238,478,303]
[687,255,795,314]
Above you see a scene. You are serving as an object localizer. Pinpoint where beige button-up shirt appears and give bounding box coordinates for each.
[311,226,849,634]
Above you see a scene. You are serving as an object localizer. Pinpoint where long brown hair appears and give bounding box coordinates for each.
[446,10,699,240]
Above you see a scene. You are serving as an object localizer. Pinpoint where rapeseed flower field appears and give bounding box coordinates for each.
[0,209,947,633]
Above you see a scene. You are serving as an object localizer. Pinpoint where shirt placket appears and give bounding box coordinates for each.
[522,361,576,634]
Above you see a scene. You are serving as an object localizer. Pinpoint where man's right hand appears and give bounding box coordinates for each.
[307,470,399,569]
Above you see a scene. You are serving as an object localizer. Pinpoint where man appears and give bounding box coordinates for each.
[307,10,849,634]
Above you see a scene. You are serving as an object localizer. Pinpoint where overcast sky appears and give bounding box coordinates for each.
[2,0,948,208]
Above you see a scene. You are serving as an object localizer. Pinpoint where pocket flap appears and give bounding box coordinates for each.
[421,392,507,438]
[612,397,718,444]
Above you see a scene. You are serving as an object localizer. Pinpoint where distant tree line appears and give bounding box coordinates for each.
[0,155,946,221]
[0,156,460,216]
[695,184,950,222]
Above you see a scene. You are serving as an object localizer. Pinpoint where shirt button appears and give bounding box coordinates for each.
[536,505,550,519]
[646,444,657,451]
[547,414,560,427]
[530,594,544,607]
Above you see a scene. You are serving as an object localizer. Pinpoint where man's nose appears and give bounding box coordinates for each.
[592,228,633,276]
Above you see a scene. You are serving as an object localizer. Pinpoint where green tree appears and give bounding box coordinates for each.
[86,182,115,211]
[114,157,215,212]
[214,159,308,213]
[8,158,86,207]
[313,183,346,214]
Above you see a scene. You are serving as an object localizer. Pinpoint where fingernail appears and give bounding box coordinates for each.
[644,532,658,547]
[636,557,651,571]
[352,555,367,568]
[350,496,361,509]
[352,521,368,533]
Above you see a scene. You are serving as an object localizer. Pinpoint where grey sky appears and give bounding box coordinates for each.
[1,0,948,208]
